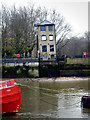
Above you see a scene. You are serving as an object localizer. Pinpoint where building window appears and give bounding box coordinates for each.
[41,26,46,31]
[49,35,53,41]
[50,45,54,52]
[41,35,47,41]
[42,45,47,52]
[49,26,53,31]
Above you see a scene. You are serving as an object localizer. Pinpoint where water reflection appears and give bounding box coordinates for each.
[2,78,90,118]
[19,82,58,117]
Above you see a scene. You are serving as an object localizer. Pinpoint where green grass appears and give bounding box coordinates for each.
[67,58,89,65]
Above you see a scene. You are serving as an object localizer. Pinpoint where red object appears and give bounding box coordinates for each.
[0,79,21,113]
[83,52,87,56]
[17,54,20,58]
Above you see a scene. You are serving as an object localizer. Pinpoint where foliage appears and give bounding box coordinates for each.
[2,4,88,59]
[2,4,71,58]
[2,5,37,58]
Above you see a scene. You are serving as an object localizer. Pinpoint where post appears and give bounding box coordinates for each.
[38,50,40,77]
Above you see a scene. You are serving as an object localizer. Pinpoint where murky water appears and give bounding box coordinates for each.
[2,78,90,119]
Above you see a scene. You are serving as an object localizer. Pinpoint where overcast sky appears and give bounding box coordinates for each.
[1,0,88,37]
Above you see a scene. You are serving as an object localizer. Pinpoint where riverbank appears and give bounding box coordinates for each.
[2,62,90,78]
[2,77,89,83]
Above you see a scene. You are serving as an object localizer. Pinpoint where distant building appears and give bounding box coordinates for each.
[37,20,56,60]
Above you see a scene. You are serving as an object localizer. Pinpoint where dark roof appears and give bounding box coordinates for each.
[37,20,54,26]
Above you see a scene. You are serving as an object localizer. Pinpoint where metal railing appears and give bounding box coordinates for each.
[2,58,39,64]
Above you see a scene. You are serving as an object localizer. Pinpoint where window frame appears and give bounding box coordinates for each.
[40,26,46,31]
[48,25,53,31]
[41,35,47,41]
[50,45,54,52]
[42,45,47,52]
[49,35,53,41]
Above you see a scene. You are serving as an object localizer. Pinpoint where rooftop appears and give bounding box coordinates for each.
[37,20,54,26]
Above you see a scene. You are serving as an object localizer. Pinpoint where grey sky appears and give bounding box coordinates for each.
[1,0,88,37]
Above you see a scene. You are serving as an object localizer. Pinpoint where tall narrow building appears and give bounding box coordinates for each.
[37,20,56,60]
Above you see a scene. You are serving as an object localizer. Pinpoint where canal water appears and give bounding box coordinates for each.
[2,78,90,119]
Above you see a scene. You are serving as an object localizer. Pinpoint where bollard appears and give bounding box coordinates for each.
[81,96,90,108]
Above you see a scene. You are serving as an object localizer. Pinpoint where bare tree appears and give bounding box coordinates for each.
[2,4,71,58]
[48,9,71,57]
[60,34,88,58]
[84,31,90,56]
[2,5,37,57]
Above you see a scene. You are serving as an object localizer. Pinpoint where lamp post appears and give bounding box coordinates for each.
[38,50,40,77]
[35,23,41,77]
